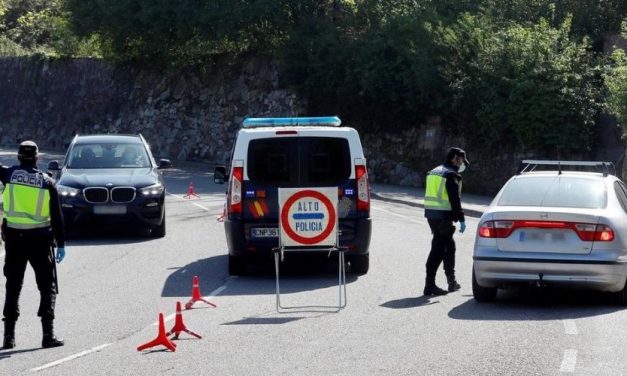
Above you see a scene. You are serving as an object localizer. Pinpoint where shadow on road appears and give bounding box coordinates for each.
[161,253,359,298]
[449,289,624,321]
[380,296,439,309]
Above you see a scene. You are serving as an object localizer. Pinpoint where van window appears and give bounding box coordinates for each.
[497,176,607,209]
[247,137,351,186]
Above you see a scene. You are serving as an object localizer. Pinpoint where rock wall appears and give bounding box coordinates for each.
[0,56,623,195]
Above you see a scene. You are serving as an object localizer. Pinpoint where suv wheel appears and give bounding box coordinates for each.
[229,255,246,276]
[348,254,369,274]
[472,269,497,302]
[151,216,166,238]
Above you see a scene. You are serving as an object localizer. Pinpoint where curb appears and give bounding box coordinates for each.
[370,192,486,219]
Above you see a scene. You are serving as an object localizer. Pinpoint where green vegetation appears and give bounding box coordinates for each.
[1,0,627,155]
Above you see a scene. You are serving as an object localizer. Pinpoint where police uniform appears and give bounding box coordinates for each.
[423,147,469,296]
[1,141,65,349]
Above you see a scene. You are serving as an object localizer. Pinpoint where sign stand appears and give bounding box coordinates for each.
[273,188,347,312]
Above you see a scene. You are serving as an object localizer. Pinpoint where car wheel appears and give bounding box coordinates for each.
[616,280,627,306]
[472,269,497,302]
[151,216,166,238]
[228,255,246,276]
[348,254,369,275]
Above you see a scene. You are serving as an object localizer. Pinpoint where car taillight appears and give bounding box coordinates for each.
[228,164,243,215]
[479,220,615,242]
[355,161,370,212]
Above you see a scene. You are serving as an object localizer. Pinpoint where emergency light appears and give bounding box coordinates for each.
[242,116,342,128]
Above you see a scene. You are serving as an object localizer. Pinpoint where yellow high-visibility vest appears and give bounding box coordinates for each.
[2,170,51,230]
[424,165,454,211]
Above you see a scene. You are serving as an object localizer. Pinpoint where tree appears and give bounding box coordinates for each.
[606,48,627,135]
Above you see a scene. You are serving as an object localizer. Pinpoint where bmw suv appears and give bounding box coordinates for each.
[48,134,171,237]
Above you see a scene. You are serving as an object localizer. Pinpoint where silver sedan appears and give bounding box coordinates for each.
[472,161,627,303]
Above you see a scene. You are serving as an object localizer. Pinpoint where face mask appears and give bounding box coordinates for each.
[458,164,466,173]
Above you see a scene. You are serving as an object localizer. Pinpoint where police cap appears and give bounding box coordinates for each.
[18,140,39,159]
[446,147,470,167]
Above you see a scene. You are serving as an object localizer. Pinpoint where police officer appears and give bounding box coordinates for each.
[423,147,469,296]
[1,141,66,349]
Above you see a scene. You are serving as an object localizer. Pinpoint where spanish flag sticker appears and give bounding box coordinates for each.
[248,199,269,218]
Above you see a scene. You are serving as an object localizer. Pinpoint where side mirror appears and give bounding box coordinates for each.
[214,166,227,184]
[48,160,60,171]
[158,159,172,169]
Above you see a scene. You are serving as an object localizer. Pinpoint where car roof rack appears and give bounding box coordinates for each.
[518,160,616,177]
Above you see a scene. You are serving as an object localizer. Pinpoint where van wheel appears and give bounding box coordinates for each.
[348,254,369,275]
[616,280,627,305]
[472,270,497,302]
[229,256,246,276]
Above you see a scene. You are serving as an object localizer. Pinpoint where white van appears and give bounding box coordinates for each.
[214,116,372,275]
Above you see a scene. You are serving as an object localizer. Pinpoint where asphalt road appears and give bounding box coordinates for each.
[1,151,627,375]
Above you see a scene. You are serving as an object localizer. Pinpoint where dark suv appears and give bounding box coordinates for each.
[48,134,171,237]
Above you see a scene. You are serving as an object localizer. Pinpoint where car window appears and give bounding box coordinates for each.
[614,181,627,214]
[497,176,607,209]
[247,137,351,187]
[68,143,150,169]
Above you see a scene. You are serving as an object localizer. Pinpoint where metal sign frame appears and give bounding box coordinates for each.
[274,187,347,312]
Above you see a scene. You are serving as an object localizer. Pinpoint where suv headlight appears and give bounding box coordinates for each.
[139,183,164,196]
[57,184,80,197]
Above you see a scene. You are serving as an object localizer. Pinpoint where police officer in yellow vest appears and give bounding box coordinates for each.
[423,147,469,296]
[1,141,66,349]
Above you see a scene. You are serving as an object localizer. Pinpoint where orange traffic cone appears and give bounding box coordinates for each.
[216,204,226,222]
[167,301,202,340]
[137,313,177,352]
[185,275,217,310]
[183,182,200,199]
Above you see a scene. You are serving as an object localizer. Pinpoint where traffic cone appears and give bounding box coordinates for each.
[137,313,177,352]
[185,275,217,309]
[216,204,226,222]
[183,182,200,199]
[167,301,202,340]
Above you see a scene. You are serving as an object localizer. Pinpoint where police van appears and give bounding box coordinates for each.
[214,116,372,275]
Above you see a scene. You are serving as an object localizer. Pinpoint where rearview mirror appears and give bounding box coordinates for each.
[47,160,60,171]
[158,159,172,169]
[214,166,227,184]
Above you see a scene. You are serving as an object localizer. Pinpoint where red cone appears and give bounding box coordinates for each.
[183,182,200,199]
[167,301,202,340]
[185,275,217,309]
[137,313,177,352]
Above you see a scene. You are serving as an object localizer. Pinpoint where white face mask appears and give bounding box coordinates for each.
[458,163,466,173]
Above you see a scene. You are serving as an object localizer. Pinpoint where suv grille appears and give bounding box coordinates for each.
[83,187,108,203]
[111,187,135,203]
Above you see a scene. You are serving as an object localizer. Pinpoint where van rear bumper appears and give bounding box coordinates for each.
[224,217,371,257]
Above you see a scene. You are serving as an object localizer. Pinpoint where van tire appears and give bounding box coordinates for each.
[348,254,369,274]
[229,256,246,276]
[472,270,497,302]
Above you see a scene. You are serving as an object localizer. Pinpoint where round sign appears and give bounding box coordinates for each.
[280,189,337,245]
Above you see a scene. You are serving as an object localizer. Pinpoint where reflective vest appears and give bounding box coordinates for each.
[424,165,456,212]
[2,169,51,230]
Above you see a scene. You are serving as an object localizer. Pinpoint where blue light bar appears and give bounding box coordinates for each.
[242,116,341,128]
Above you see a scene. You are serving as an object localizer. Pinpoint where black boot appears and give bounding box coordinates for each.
[423,279,448,296]
[447,275,461,292]
[3,320,15,349]
[41,319,64,348]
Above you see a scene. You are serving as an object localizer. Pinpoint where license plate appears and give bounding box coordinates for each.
[251,227,279,238]
[93,205,127,215]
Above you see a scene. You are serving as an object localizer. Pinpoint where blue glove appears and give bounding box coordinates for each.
[56,247,65,263]
[459,222,466,234]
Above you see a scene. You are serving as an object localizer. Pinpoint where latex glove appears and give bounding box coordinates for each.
[56,247,65,263]
[459,222,466,234]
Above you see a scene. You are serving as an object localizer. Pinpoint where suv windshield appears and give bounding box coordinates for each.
[67,143,151,169]
[497,176,607,209]
[247,137,351,186]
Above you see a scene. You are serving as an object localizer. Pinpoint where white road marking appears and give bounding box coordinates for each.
[30,343,113,372]
[167,193,211,211]
[560,349,577,373]
[563,319,578,335]
[153,284,228,325]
